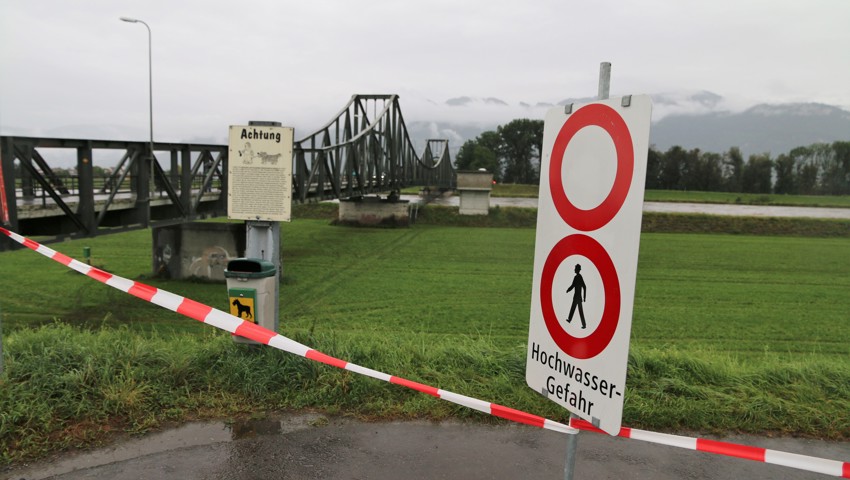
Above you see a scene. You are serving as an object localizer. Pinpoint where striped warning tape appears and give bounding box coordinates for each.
[1,226,848,478]
[570,419,849,478]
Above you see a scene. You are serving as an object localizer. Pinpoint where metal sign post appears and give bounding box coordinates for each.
[598,62,611,101]
[563,61,613,479]
[245,219,280,331]
[560,62,612,480]
[227,120,294,334]
[562,61,612,477]
[563,416,579,480]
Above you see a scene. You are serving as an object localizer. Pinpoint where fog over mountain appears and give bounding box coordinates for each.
[407,92,850,160]
[6,91,849,168]
[650,102,850,157]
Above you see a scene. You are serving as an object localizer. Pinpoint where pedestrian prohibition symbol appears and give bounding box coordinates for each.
[526,95,652,435]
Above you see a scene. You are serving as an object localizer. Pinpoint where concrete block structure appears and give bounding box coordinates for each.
[338,195,410,226]
[457,170,494,215]
[152,222,246,281]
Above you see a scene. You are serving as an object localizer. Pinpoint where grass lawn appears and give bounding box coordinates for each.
[1,215,849,463]
[6,221,848,359]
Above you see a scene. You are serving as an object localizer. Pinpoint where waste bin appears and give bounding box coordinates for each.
[225,258,277,344]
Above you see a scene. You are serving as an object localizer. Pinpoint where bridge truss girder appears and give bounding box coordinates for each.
[0,94,454,245]
[0,136,227,241]
[293,94,454,202]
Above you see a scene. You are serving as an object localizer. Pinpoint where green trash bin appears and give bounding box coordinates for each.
[225,258,277,344]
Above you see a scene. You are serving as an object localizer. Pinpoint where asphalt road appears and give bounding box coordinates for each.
[6,415,848,480]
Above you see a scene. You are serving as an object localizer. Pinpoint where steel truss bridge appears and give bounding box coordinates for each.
[0,95,454,246]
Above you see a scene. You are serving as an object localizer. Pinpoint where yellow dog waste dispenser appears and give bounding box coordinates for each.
[225,258,277,344]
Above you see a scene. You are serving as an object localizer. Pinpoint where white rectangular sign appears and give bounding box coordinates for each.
[526,95,652,435]
[227,125,294,222]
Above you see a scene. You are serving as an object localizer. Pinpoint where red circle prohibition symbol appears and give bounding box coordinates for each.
[540,234,620,360]
[549,103,634,232]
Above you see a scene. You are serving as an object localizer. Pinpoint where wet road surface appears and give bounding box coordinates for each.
[5,415,847,480]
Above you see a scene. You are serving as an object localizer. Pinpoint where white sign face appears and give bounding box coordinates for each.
[227,125,294,222]
[526,96,652,435]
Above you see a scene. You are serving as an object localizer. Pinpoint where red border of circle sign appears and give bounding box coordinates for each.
[540,234,620,360]
[549,103,634,232]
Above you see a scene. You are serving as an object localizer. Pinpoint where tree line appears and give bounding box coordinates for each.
[454,118,850,195]
[647,142,850,195]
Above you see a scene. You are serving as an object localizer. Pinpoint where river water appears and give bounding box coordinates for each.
[402,194,850,219]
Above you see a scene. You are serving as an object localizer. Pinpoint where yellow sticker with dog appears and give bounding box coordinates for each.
[229,292,256,323]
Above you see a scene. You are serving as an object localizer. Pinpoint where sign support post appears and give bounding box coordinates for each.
[245,219,280,331]
[562,61,613,480]
[562,61,612,479]
[246,121,283,332]
[563,415,579,480]
[227,120,294,334]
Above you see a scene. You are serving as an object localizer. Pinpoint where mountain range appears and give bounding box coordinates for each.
[407,92,850,159]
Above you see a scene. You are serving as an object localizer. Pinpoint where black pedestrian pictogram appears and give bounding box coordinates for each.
[232,298,253,320]
[566,264,587,329]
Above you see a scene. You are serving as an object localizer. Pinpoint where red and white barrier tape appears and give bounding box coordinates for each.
[2,226,848,478]
[570,419,849,478]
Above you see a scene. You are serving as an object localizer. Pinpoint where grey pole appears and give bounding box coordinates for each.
[564,415,579,480]
[563,61,614,480]
[245,121,282,333]
[120,17,155,223]
[598,62,611,101]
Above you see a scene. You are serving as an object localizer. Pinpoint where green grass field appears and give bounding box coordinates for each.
[1,211,849,463]
[6,220,849,358]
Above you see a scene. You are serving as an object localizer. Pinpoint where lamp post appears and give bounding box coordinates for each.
[120,16,155,220]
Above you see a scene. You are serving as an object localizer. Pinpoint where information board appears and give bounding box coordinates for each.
[227,125,294,222]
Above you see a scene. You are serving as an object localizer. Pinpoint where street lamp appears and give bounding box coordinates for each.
[119,16,155,215]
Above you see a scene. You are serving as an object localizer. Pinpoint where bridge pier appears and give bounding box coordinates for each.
[338,195,411,227]
[457,170,494,215]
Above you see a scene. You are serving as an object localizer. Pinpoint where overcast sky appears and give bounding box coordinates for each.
[2,0,848,147]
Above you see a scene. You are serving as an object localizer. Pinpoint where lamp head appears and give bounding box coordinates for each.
[120,17,139,23]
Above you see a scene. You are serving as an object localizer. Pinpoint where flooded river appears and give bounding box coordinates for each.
[408,194,850,219]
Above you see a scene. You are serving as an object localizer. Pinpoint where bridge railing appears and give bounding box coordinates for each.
[11,173,219,205]
[0,136,227,240]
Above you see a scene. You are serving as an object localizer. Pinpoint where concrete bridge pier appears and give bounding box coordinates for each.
[457,170,494,215]
[338,194,411,227]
